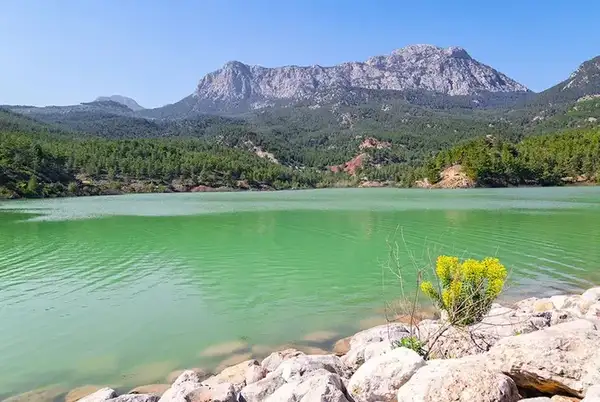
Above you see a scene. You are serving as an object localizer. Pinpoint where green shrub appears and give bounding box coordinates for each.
[393,336,425,356]
[420,255,507,326]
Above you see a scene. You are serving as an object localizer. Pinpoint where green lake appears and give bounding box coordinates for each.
[1,187,600,397]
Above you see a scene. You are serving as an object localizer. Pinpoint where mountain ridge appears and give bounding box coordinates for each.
[95,95,145,111]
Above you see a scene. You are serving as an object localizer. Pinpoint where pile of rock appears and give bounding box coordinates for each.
[23,286,600,402]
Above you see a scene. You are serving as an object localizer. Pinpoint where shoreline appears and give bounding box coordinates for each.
[1,181,599,201]
[6,286,600,401]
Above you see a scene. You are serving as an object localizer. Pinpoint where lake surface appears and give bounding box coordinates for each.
[1,187,600,396]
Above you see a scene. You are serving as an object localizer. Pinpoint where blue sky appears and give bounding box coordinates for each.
[1,0,598,108]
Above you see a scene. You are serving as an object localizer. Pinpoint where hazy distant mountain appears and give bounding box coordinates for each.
[152,44,529,115]
[95,95,145,111]
[535,56,600,104]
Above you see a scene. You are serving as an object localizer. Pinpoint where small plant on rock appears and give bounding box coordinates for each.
[420,256,507,326]
[393,335,425,356]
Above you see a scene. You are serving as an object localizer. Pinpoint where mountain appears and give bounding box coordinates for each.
[157,44,529,115]
[535,56,600,104]
[95,95,145,111]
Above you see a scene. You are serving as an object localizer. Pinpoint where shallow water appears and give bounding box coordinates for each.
[1,187,600,396]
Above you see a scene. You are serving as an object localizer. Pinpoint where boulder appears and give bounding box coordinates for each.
[108,396,159,402]
[129,385,170,396]
[582,384,600,401]
[264,369,349,402]
[159,370,203,402]
[78,388,118,402]
[202,359,262,393]
[585,303,600,321]
[199,341,248,358]
[215,353,253,373]
[550,396,582,402]
[341,340,393,371]
[396,357,519,402]
[65,386,106,402]
[261,349,305,372]
[348,347,425,402]
[302,330,339,343]
[486,319,600,398]
[349,323,410,350]
[581,287,600,304]
[239,374,287,402]
[519,399,552,402]
[332,337,351,356]
[275,354,351,381]
[166,368,209,384]
[184,383,236,402]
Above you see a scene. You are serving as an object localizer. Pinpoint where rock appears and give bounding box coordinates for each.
[533,298,555,312]
[129,385,170,396]
[276,354,351,381]
[332,337,351,356]
[261,349,305,372]
[159,370,203,402]
[550,396,582,402]
[396,357,520,402]
[166,368,209,384]
[185,383,236,402]
[65,386,105,402]
[199,341,248,358]
[349,323,410,350]
[4,387,68,402]
[77,388,118,402]
[582,288,600,303]
[239,375,287,402]
[486,319,600,397]
[341,340,393,371]
[264,369,349,402]
[296,345,330,355]
[348,347,425,402]
[215,353,253,373]
[582,384,600,401]
[519,399,552,402]
[250,345,274,357]
[202,359,261,394]
[108,396,160,402]
[586,303,600,321]
[302,330,339,343]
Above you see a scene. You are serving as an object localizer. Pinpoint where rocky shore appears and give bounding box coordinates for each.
[7,286,600,402]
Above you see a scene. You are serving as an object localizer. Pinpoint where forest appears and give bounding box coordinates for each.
[1,96,600,198]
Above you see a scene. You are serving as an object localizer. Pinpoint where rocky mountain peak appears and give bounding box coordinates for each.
[190,44,529,112]
[564,56,600,91]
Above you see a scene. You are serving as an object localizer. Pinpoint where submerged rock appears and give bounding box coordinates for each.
[199,341,248,358]
[129,384,170,396]
[65,385,106,402]
[3,386,67,402]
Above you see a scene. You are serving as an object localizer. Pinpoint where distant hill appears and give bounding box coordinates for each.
[95,95,145,111]
[534,56,600,104]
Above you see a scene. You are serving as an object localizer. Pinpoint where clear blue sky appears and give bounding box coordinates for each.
[1,0,598,108]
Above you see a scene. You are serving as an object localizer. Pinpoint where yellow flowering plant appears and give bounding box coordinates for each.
[420,255,507,326]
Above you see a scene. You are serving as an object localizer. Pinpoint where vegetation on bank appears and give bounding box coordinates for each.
[425,128,600,187]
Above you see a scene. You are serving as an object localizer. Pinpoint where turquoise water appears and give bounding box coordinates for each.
[1,187,600,397]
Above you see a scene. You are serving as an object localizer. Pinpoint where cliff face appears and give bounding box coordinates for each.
[191,44,528,112]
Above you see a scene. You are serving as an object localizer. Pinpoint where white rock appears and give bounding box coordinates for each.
[108,396,159,402]
[261,349,304,372]
[202,359,260,394]
[348,347,425,402]
[583,384,600,401]
[586,302,600,321]
[341,340,393,371]
[396,357,519,402]
[79,388,118,402]
[582,287,600,303]
[184,383,236,402]
[349,323,410,349]
[486,319,600,398]
[275,354,350,381]
[159,370,203,402]
[239,374,287,402]
[264,369,349,402]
